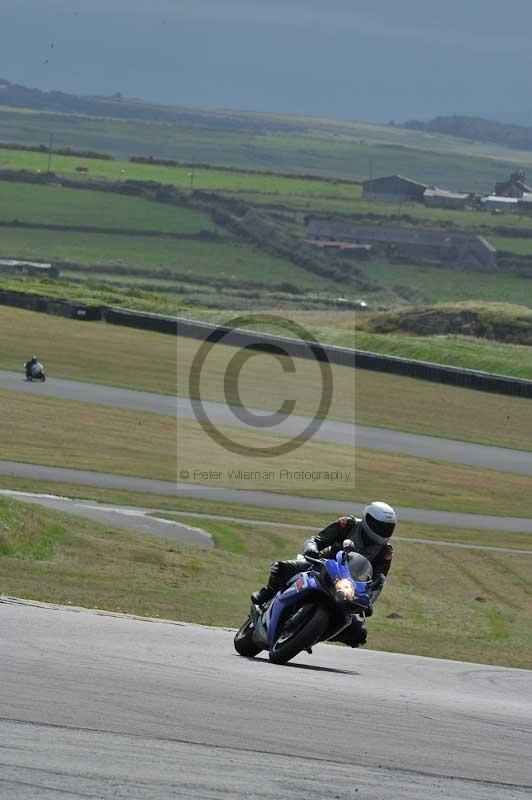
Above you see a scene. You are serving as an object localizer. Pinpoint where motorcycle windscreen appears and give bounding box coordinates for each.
[346,552,373,582]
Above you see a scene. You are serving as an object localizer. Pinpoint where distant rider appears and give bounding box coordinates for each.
[251,501,397,647]
[25,355,39,379]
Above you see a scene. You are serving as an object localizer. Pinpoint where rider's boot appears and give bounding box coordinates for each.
[251,562,293,607]
[251,585,275,606]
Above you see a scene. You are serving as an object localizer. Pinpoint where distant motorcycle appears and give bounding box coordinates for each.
[234,542,373,665]
[25,361,46,382]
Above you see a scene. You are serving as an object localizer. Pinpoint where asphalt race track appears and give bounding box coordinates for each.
[2,369,531,800]
[0,489,212,547]
[2,459,532,533]
[1,597,531,799]
[2,370,532,475]
[4,488,532,556]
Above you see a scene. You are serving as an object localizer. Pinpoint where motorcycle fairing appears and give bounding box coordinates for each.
[265,571,320,645]
[327,556,371,609]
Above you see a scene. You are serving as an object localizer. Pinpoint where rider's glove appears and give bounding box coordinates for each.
[372,573,386,591]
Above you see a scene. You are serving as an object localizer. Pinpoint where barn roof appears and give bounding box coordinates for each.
[424,188,469,200]
[363,174,428,190]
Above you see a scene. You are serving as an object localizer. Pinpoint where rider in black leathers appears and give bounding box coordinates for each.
[251,501,397,647]
[25,355,39,378]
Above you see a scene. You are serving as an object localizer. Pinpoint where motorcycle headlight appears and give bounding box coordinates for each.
[335,578,356,601]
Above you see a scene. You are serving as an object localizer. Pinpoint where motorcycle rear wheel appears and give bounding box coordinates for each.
[234,617,262,657]
[269,604,329,665]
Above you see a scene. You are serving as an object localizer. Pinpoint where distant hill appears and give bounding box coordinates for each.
[0,78,311,134]
[403,115,532,152]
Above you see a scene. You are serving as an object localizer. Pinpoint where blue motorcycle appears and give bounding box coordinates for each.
[234,544,373,665]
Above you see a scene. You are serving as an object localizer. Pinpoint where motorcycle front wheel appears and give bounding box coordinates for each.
[234,617,262,657]
[269,604,329,665]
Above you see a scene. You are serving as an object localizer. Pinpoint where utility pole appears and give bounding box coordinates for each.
[369,159,374,181]
[188,171,194,190]
[47,133,54,173]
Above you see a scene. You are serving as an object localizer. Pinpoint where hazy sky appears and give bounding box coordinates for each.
[3,0,532,123]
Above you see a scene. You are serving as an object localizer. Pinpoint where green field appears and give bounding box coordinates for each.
[2,149,532,317]
[355,259,532,308]
[1,146,530,233]
[0,147,363,200]
[0,225,330,286]
[0,181,213,233]
[1,106,531,190]
[490,235,532,255]
[1,495,530,669]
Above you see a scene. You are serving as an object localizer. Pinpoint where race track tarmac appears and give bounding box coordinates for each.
[2,489,530,555]
[1,597,531,799]
[1,459,532,533]
[2,370,532,475]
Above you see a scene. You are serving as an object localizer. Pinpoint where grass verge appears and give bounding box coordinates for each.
[1,495,530,669]
[1,475,531,552]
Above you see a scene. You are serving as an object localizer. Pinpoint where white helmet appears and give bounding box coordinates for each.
[361,501,397,544]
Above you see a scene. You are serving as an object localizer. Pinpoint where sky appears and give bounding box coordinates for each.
[2,0,532,124]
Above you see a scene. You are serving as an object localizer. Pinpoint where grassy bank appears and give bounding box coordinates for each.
[355,332,532,380]
[1,495,530,669]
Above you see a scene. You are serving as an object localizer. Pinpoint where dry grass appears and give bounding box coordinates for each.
[2,389,532,517]
[0,306,178,393]
[176,417,532,516]
[0,390,178,479]
[353,368,532,452]
[2,307,531,452]
[370,540,532,669]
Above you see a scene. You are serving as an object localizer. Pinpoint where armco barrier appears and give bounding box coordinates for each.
[0,289,102,321]
[103,307,178,335]
[1,292,531,398]
[107,309,532,399]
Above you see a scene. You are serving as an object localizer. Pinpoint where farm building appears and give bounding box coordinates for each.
[494,171,532,198]
[517,193,532,213]
[362,175,427,203]
[306,219,497,269]
[481,196,519,211]
[0,259,58,277]
[423,188,471,210]
[303,239,372,258]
